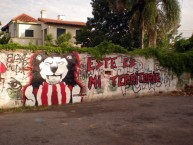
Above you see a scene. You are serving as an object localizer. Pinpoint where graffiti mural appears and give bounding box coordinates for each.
[7,77,22,100]
[0,62,6,90]
[78,55,175,97]
[6,53,31,76]
[23,52,83,106]
[0,50,181,108]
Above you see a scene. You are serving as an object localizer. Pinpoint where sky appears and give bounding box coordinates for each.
[0,0,92,24]
[0,0,193,38]
[178,0,193,38]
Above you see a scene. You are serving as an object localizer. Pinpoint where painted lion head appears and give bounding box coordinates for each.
[30,51,80,88]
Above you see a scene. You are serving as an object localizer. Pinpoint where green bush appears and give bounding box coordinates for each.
[128,47,193,77]
[0,41,192,77]
[174,35,193,52]
[55,33,72,47]
[44,34,54,46]
[0,32,10,44]
[89,41,128,59]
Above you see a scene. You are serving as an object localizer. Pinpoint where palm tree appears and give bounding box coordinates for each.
[108,0,180,48]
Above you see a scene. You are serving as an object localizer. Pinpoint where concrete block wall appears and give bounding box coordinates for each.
[0,50,188,108]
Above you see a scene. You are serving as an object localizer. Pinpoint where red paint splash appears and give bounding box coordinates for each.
[0,62,6,73]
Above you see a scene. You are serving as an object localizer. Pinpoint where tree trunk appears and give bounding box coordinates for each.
[140,19,145,49]
[147,28,157,48]
[152,29,157,48]
[147,29,152,48]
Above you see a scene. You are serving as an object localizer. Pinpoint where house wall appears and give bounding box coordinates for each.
[8,23,16,37]
[11,38,42,45]
[9,24,42,45]
[0,50,191,108]
[18,24,41,39]
[7,22,82,46]
[43,24,81,44]
[40,23,49,42]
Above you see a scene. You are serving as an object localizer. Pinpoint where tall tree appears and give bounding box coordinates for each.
[0,21,10,44]
[108,0,181,48]
[76,0,140,50]
[0,32,10,44]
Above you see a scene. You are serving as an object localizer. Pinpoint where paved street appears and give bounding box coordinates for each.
[0,95,193,145]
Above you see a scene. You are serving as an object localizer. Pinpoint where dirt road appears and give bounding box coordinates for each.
[0,95,193,145]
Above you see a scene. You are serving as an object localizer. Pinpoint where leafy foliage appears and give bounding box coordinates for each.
[132,47,193,76]
[0,41,192,77]
[0,32,10,44]
[108,0,181,48]
[158,50,193,77]
[87,41,128,59]
[76,0,140,50]
[174,35,193,52]
[44,34,54,46]
[77,0,180,49]
[55,32,72,47]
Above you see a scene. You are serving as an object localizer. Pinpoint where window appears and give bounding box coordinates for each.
[25,30,34,37]
[44,28,47,40]
[57,28,66,38]
[76,30,81,36]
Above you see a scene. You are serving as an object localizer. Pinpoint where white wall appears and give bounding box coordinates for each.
[0,51,190,108]
[9,23,43,45]
[8,22,81,46]
[45,24,81,44]
[78,54,179,101]
[18,23,41,39]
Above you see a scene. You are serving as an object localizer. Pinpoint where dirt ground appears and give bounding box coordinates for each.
[0,95,193,145]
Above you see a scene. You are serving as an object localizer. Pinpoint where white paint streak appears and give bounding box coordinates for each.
[47,85,52,105]
[56,84,62,105]
[36,85,43,106]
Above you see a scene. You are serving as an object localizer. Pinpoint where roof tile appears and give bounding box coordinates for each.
[1,13,85,31]
[12,13,38,23]
[38,18,86,27]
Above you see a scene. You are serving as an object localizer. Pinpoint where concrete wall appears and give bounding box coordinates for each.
[8,22,81,46]
[8,23,16,37]
[9,23,42,45]
[0,50,191,108]
[11,38,42,45]
[41,23,82,44]
[18,24,41,39]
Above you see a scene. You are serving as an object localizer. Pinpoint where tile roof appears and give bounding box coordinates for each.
[12,13,38,23]
[1,13,86,31]
[1,13,38,31]
[38,18,86,27]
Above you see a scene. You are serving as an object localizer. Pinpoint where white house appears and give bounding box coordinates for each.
[1,13,42,45]
[1,10,86,46]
